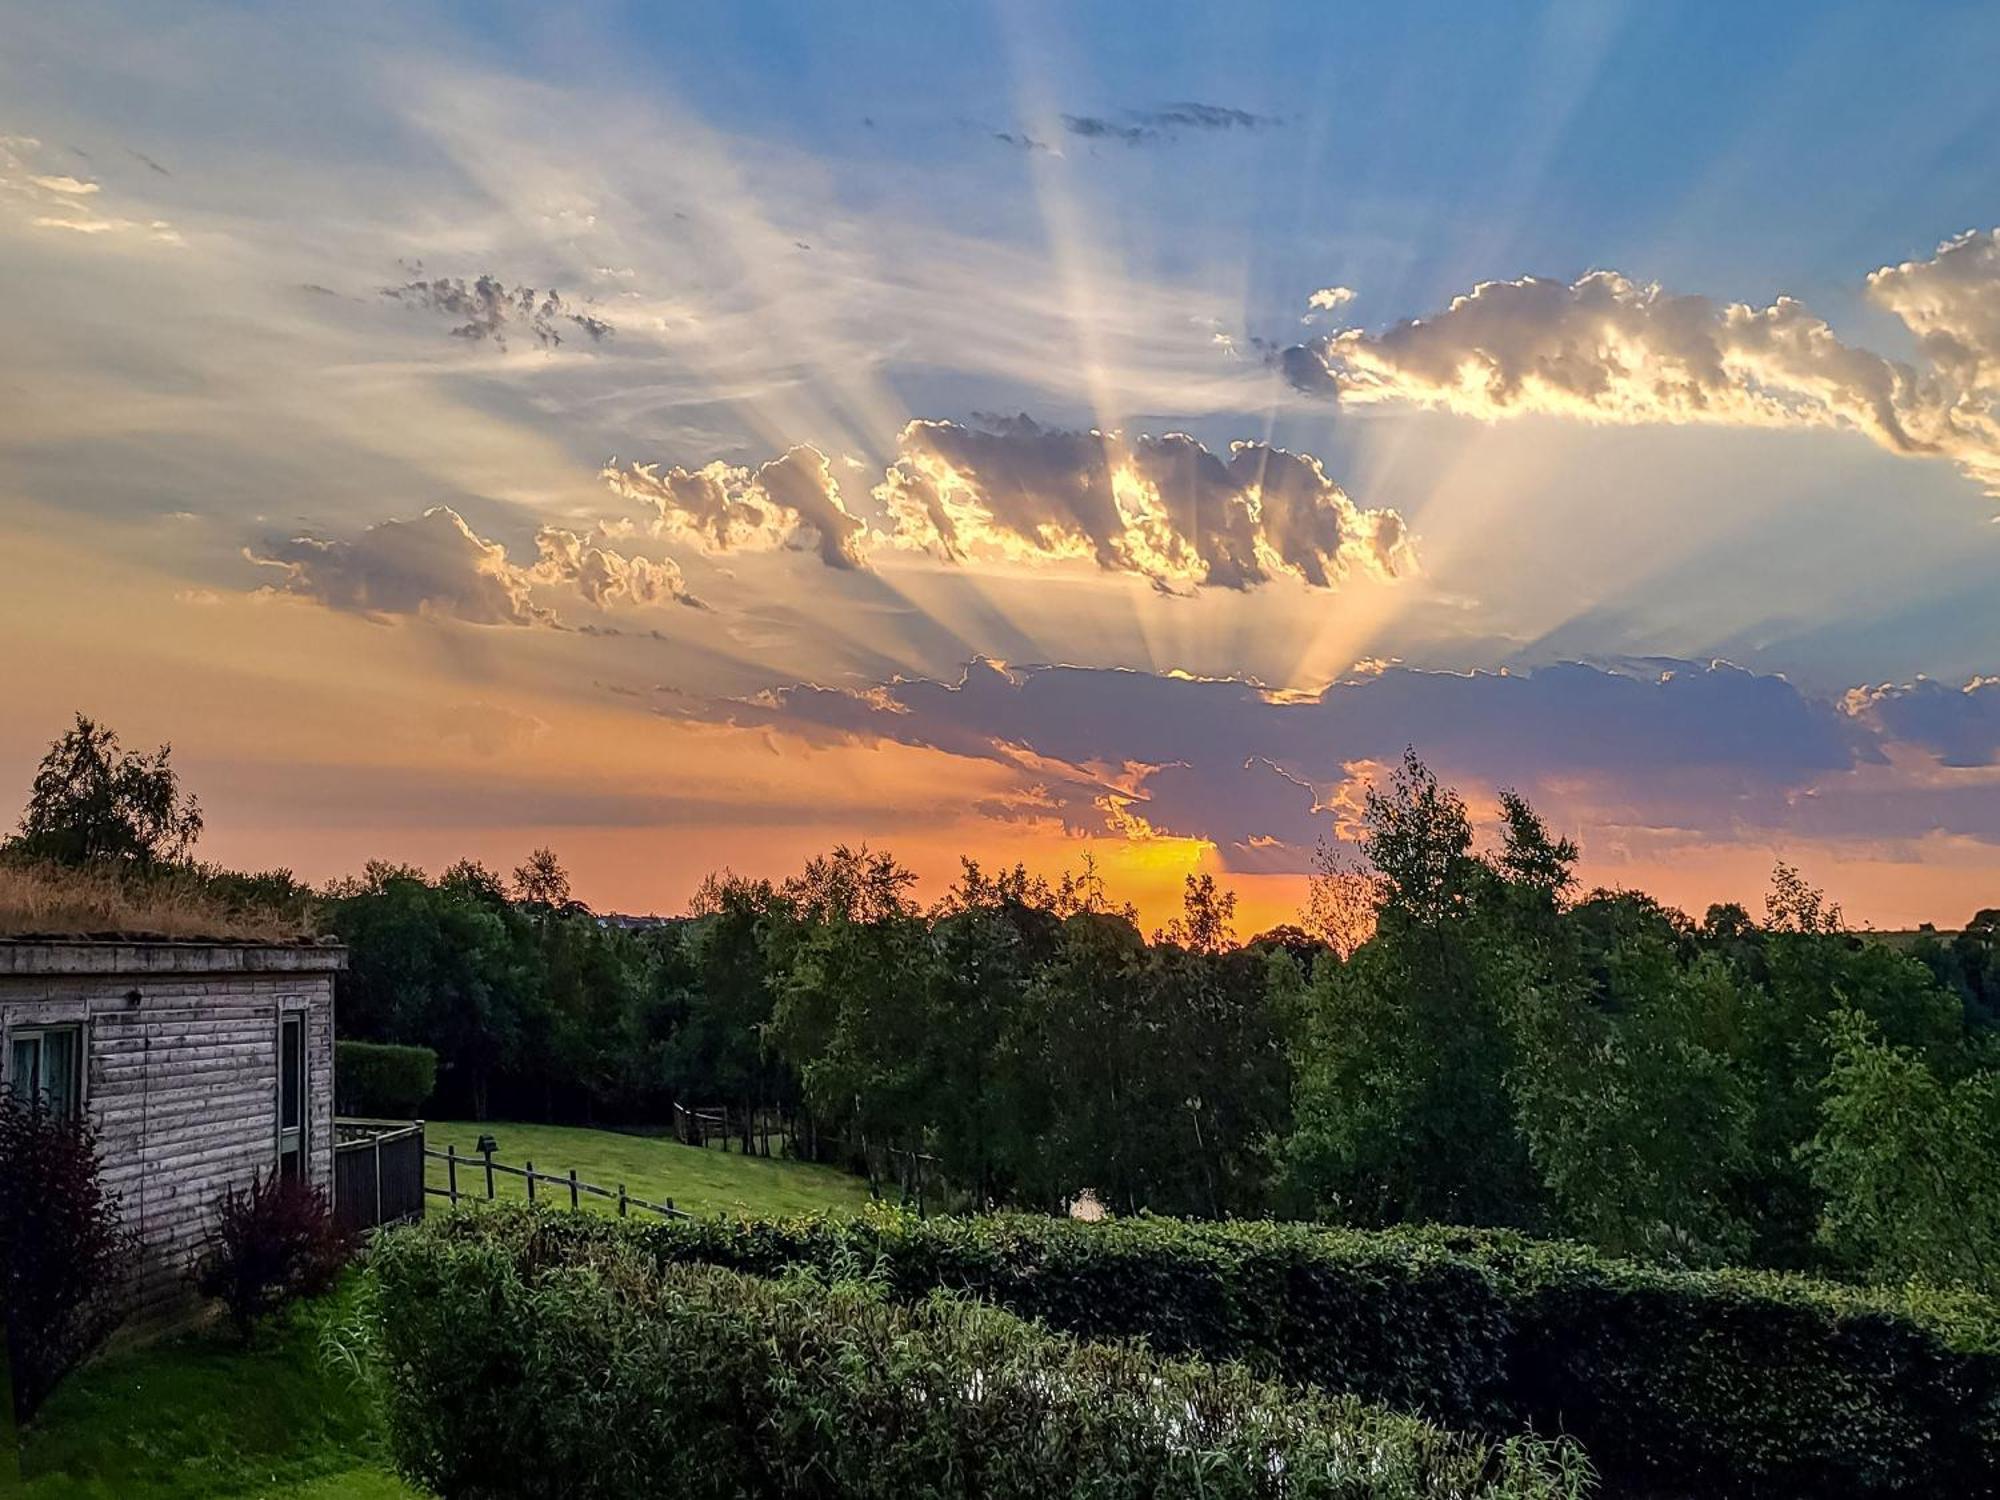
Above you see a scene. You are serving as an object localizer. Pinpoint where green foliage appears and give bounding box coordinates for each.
[333,1041,436,1118]
[6,714,203,868]
[486,1205,2000,1498]
[1808,1011,2000,1294]
[372,1211,1593,1500]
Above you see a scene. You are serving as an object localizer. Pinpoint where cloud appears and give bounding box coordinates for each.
[530,527,695,608]
[1281,231,2000,493]
[1059,103,1281,147]
[603,444,868,569]
[607,419,1408,594]
[1307,286,1356,312]
[876,416,1410,592]
[248,506,690,624]
[250,507,552,625]
[668,656,1900,872]
[1867,229,2000,391]
[1844,676,2000,767]
[382,272,615,349]
[1,135,181,243]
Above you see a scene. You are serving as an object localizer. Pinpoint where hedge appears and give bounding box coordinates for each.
[457,1208,2000,1497]
[371,1213,1593,1500]
[333,1040,436,1119]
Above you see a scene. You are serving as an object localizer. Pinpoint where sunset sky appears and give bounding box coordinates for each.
[6,1,2000,930]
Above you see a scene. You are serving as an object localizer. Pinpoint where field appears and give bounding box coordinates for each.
[422,1119,877,1219]
[16,1123,872,1498]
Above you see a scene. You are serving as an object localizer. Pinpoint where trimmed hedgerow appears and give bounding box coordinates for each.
[435,1207,2000,1497]
[334,1040,436,1119]
[371,1213,1592,1500]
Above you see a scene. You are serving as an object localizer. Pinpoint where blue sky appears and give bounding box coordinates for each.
[4,0,2000,926]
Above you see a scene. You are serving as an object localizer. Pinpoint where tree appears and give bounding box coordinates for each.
[1299,840,1381,958]
[1807,1012,2000,1294]
[1160,873,1237,953]
[8,714,202,867]
[512,847,576,911]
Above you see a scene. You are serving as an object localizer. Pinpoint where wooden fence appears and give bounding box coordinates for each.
[333,1118,427,1234]
[426,1142,690,1220]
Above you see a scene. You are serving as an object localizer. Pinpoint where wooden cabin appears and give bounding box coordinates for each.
[0,938,343,1323]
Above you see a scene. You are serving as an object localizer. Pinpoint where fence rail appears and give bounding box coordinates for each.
[426,1143,690,1220]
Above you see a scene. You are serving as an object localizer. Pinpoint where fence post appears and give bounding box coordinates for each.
[526,1159,536,1204]
[618,1183,628,1217]
[373,1133,383,1229]
[484,1143,496,1200]
[568,1167,579,1211]
[447,1143,459,1206]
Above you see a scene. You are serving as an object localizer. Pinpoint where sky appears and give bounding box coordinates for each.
[5,0,2000,931]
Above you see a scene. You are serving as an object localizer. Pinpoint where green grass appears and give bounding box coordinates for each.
[423,1119,876,1219]
[14,1278,419,1500]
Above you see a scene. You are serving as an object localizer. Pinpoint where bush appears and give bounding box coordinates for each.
[0,1095,134,1423]
[334,1041,436,1119]
[191,1174,352,1341]
[372,1212,1592,1500]
[483,1208,2000,1498]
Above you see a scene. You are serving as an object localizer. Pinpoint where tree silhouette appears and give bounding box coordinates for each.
[8,714,202,867]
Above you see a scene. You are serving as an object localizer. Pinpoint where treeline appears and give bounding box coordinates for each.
[325,751,2000,1294]
[10,714,2000,1294]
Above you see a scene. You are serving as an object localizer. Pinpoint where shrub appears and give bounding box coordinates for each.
[334,1041,437,1119]
[372,1212,1593,1500]
[470,1208,2000,1498]
[191,1174,352,1342]
[0,1094,134,1423]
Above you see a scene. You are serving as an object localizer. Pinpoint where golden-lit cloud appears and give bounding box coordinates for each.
[1284,229,2000,494]
[603,446,868,569]
[608,419,1412,595]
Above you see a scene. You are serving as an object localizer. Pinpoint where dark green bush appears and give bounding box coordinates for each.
[477,1208,2000,1498]
[372,1211,1592,1500]
[334,1040,436,1118]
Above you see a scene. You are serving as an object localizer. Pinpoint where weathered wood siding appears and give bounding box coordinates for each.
[0,941,343,1325]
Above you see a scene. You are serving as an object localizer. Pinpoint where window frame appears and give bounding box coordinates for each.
[6,1022,87,1119]
[276,1008,308,1178]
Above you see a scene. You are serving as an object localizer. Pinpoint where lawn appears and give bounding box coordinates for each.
[13,1277,418,1500]
[422,1119,877,1219]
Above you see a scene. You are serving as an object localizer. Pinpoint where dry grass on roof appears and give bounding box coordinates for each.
[0,861,322,944]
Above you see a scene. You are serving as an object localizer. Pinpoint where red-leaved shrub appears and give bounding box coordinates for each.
[192,1173,352,1341]
[0,1094,134,1423]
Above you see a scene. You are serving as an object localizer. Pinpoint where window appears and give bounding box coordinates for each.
[278,1011,306,1178]
[8,1025,83,1119]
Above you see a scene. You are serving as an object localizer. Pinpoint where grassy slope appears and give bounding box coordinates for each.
[15,1279,415,1500]
[423,1119,877,1219]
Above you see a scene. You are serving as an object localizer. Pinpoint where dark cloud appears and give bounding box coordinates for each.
[1845,677,2000,766]
[666,657,1899,872]
[382,273,615,350]
[1059,102,1281,147]
[992,131,1054,153]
